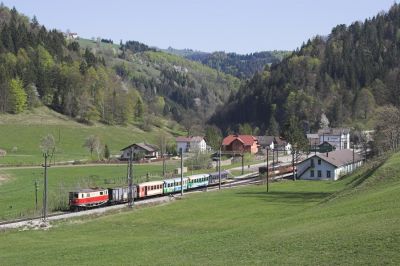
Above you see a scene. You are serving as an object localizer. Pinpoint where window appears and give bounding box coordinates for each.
[100,192,103,195]
[310,159,314,167]
[327,171,331,178]
[81,194,84,198]
[74,193,79,198]
[86,193,90,197]
[317,170,322,178]
[310,170,314,177]
[318,159,321,165]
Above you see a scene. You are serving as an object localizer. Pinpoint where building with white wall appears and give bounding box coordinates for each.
[297,149,363,181]
[317,128,350,150]
[176,136,207,153]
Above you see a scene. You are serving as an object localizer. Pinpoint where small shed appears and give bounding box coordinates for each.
[0,149,6,156]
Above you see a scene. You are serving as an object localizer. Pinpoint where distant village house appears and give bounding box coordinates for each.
[120,143,159,161]
[0,149,6,156]
[222,135,259,154]
[176,136,207,153]
[256,136,292,154]
[307,128,350,150]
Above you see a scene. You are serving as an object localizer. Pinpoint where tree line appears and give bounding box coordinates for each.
[0,5,144,125]
[210,3,400,137]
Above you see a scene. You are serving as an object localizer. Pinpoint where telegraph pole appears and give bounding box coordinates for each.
[162,151,166,178]
[218,147,221,190]
[180,148,183,196]
[34,180,38,211]
[266,148,269,192]
[292,149,295,181]
[272,148,275,170]
[42,153,48,221]
[128,147,134,207]
[241,154,244,175]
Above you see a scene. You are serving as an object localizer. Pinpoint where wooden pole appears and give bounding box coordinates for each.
[180,148,183,196]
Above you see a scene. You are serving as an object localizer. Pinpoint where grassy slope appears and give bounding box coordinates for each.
[0,107,183,165]
[1,153,399,264]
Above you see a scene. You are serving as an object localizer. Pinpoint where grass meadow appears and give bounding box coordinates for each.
[1,152,399,265]
[0,107,183,165]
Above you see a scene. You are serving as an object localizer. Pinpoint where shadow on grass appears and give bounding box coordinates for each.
[346,156,388,189]
[236,191,332,204]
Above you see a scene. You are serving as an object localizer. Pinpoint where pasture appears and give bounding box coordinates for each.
[0,107,182,165]
[1,153,399,265]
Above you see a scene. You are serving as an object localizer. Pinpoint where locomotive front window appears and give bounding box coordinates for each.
[74,193,79,198]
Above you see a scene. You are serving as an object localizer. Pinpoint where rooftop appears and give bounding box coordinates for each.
[308,149,362,168]
[222,135,257,146]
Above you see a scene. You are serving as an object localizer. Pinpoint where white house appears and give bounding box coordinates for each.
[255,136,291,155]
[176,136,207,153]
[297,149,363,181]
[317,128,350,150]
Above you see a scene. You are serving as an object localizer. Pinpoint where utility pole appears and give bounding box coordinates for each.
[180,148,183,196]
[352,142,355,169]
[266,148,269,192]
[128,147,134,207]
[292,148,296,181]
[42,153,48,221]
[162,148,166,178]
[218,147,221,190]
[272,148,275,170]
[34,180,38,211]
[241,154,244,175]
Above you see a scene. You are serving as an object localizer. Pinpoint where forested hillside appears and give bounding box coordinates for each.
[0,5,239,131]
[165,47,289,79]
[186,51,289,79]
[211,3,400,134]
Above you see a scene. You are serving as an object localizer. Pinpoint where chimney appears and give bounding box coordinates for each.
[326,152,329,157]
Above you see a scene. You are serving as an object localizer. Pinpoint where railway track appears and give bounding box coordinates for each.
[0,173,291,230]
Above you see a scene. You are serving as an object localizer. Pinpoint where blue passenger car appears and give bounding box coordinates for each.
[208,170,229,185]
[163,177,188,194]
[188,174,209,189]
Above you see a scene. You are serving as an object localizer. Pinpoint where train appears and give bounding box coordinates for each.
[68,171,229,210]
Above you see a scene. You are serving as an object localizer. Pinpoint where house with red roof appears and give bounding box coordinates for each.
[222,135,259,154]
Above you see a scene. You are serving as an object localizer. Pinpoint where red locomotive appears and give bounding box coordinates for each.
[69,188,109,210]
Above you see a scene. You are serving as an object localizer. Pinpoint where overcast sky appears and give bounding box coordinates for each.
[1,0,397,54]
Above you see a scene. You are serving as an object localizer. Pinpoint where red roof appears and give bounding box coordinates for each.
[222,135,257,146]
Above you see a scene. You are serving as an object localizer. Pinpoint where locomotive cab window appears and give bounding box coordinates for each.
[100,192,103,195]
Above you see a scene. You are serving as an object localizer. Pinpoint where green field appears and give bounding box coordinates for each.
[0,107,182,165]
[0,161,184,221]
[1,152,399,264]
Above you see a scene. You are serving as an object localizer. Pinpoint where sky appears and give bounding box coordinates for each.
[1,0,397,54]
